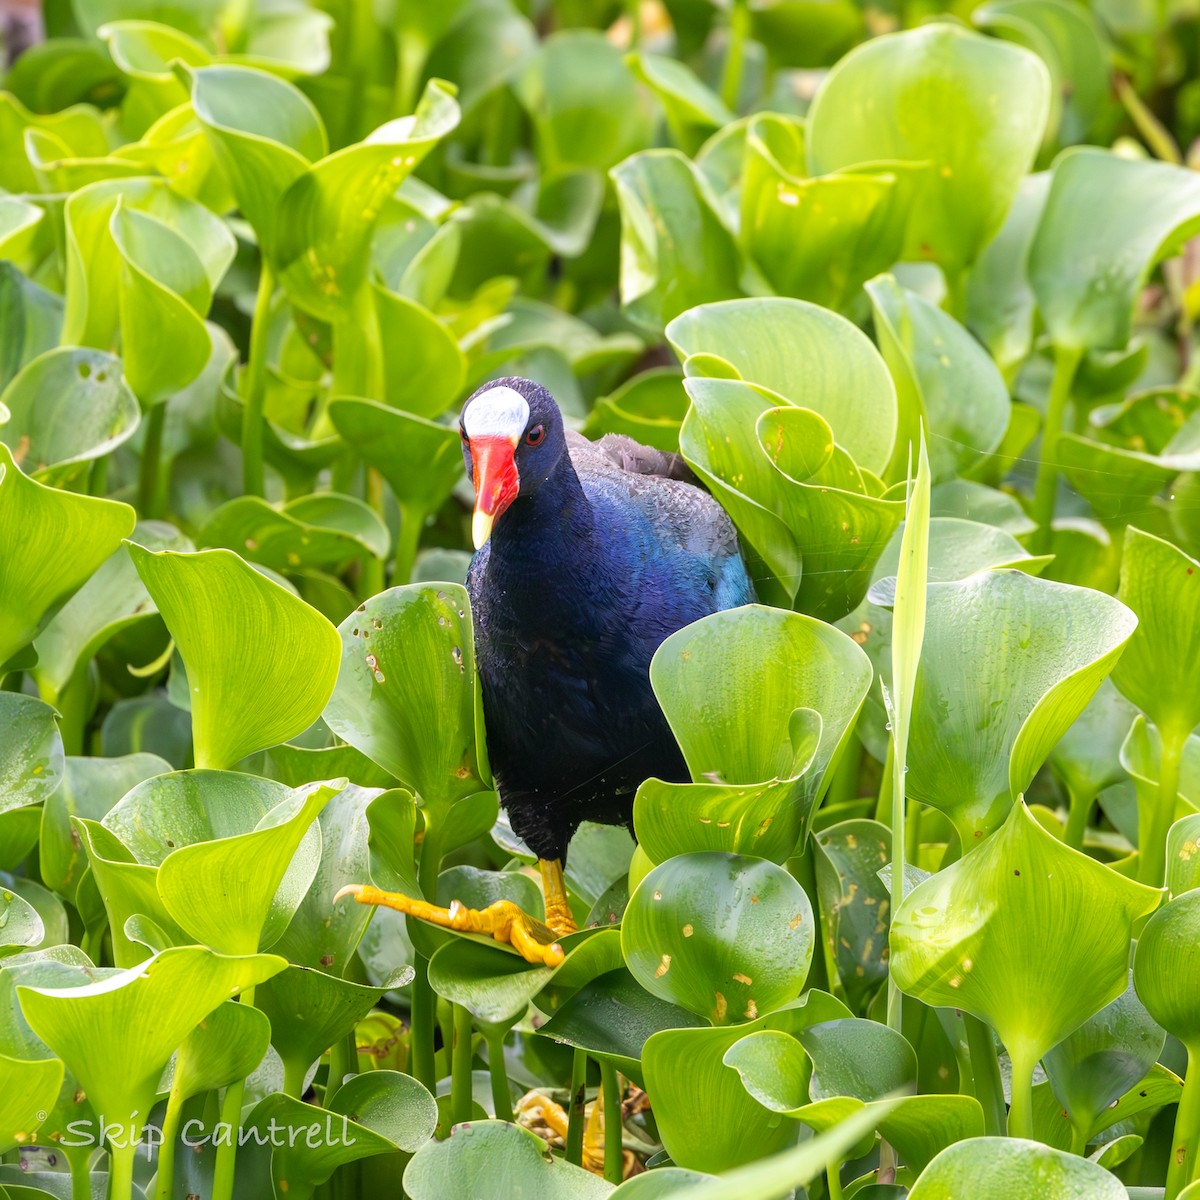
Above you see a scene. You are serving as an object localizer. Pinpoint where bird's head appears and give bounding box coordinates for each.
[460,377,565,549]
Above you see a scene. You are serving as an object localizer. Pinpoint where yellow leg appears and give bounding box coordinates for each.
[334,883,565,967]
[539,858,578,937]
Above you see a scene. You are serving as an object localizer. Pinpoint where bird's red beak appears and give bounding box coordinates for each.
[470,435,520,549]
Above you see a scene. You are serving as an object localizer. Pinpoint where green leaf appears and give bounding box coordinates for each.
[17,945,284,1146]
[374,284,466,417]
[323,584,487,812]
[1134,889,1200,1047]
[891,801,1160,1067]
[0,347,139,486]
[627,52,732,155]
[0,1051,62,1155]
[155,779,341,955]
[866,274,1010,482]
[0,442,135,672]
[405,1119,610,1200]
[611,149,743,334]
[807,23,1050,278]
[100,18,212,81]
[622,852,813,1024]
[668,297,897,476]
[127,544,342,769]
[1029,148,1200,352]
[582,368,688,454]
[648,605,872,846]
[167,996,270,1103]
[0,889,44,958]
[0,694,62,819]
[907,1136,1126,1199]
[1168,812,1200,898]
[0,264,63,394]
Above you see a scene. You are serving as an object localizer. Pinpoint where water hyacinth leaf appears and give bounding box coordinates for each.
[0,92,109,193]
[405,1119,610,1200]
[99,19,212,80]
[0,890,43,958]
[650,605,871,837]
[866,274,1010,482]
[191,64,326,257]
[168,997,270,1118]
[155,780,342,955]
[1168,813,1200,898]
[1134,890,1200,1046]
[17,945,285,1147]
[0,694,62,818]
[327,399,463,513]
[755,405,906,619]
[582,368,688,454]
[0,347,139,485]
[0,1052,62,1154]
[813,820,892,1012]
[198,494,389,573]
[127,544,342,769]
[323,585,487,811]
[622,852,813,1024]
[676,379,802,608]
[1030,149,1200,353]
[1042,974,1165,1146]
[895,571,1136,839]
[0,442,135,672]
[274,81,460,322]
[427,939,553,1027]
[739,117,910,313]
[0,196,45,272]
[244,1071,437,1199]
[375,284,466,417]
[611,149,743,333]
[799,1018,916,1101]
[0,264,63,393]
[537,967,706,1085]
[256,964,410,1095]
[516,30,652,174]
[891,802,1160,1075]
[627,52,732,155]
[807,23,1050,278]
[668,297,897,476]
[38,754,169,905]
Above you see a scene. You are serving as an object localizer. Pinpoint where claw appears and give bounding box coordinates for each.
[335,882,565,967]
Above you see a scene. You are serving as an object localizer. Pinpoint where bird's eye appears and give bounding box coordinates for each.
[526,424,545,446]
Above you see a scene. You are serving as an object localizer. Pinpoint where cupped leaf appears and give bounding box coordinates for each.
[428,938,551,1028]
[405,1119,609,1200]
[622,852,813,1024]
[649,604,871,847]
[1029,148,1200,352]
[127,544,341,769]
[907,1136,1126,1199]
[0,890,44,959]
[323,585,487,812]
[155,779,341,955]
[167,995,271,1104]
[17,945,284,1146]
[611,149,742,334]
[0,442,135,671]
[0,1051,62,1154]
[668,297,897,476]
[1168,813,1200,898]
[1134,890,1200,1047]
[627,52,732,155]
[582,368,688,454]
[0,347,139,485]
[807,23,1050,278]
[866,274,1010,482]
[0,694,62,818]
[891,801,1160,1069]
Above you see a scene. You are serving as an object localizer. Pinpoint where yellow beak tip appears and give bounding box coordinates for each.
[472,510,494,550]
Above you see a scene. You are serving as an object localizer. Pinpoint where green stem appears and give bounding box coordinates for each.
[905,797,921,866]
[1006,1046,1037,1139]
[1070,1121,1088,1158]
[965,1015,1007,1138]
[1166,1044,1200,1200]
[89,455,109,497]
[410,820,445,1095]
[332,287,384,401]
[67,1147,91,1200]
[451,1005,474,1126]
[886,730,907,1034]
[138,402,167,519]
[484,1028,514,1123]
[599,1061,623,1185]
[153,1077,186,1200]
[241,262,274,498]
[1140,729,1185,887]
[360,469,387,598]
[340,0,375,144]
[390,502,424,588]
[283,1058,308,1099]
[1030,344,1083,555]
[107,1140,136,1200]
[1064,785,1091,852]
[327,1029,356,1105]
[211,985,256,1200]
[565,1049,587,1168]
[719,0,749,112]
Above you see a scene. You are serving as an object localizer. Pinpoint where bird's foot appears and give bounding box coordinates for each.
[334,883,567,967]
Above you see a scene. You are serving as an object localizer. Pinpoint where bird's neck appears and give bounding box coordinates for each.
[487,456,599,578]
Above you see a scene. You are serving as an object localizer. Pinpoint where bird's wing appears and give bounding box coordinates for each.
[565,430,696,484]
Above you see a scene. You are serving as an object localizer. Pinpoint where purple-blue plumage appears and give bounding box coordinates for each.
[461,377,755,863]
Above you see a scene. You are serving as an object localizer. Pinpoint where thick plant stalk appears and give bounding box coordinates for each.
[410,820,445,1094]
[108,1140,136,1200]
[719,0,749,111]
[965,1015,1007,1137]
[451,1004,474,1125]
[484,1027,515,1123]
[565,1049,587,1167]
[153,1074,188,1200]
[1030,344,1083,555]
[211,986,256,1200]
[241,262,275,498]
[1166,1044,1200,1200]
[599,1061,623,1184]
[1140,730,1185,887]
[1006,1045,1037,1139]
[138,402,167,519]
